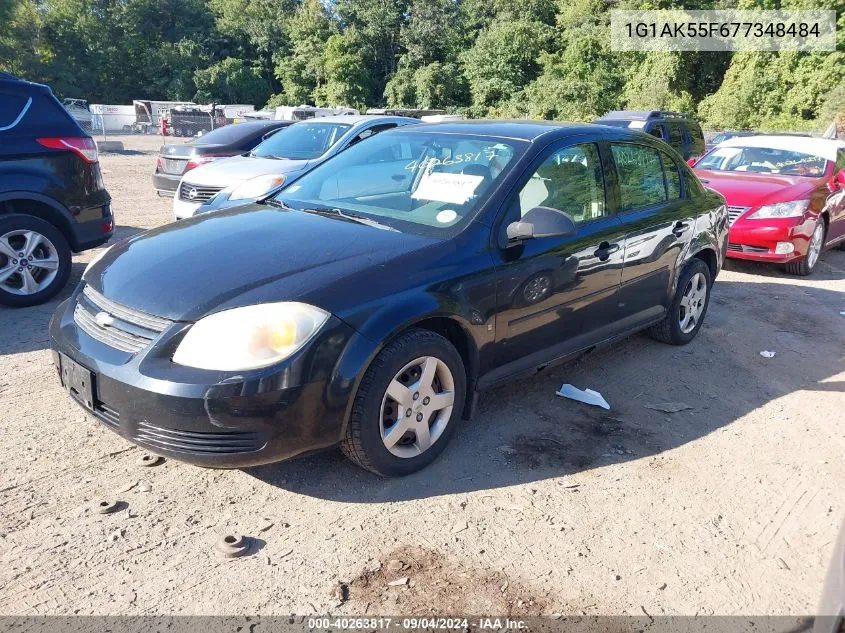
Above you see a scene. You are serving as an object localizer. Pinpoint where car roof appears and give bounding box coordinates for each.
[397,119,668,145]
[296,114,416,125]
[719,135,845,161]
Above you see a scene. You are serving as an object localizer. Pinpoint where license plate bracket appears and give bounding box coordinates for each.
[59,353,96,411]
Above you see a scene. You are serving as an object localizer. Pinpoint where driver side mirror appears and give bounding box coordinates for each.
[506,206,577,243]
[837,168,845,185]
[687,157,697,167]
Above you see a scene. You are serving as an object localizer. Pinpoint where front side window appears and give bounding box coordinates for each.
[694,145,829,177]
[276,131,523,235]
[611,144,668,211]
[517,143,607,223]
[250,122,351,160]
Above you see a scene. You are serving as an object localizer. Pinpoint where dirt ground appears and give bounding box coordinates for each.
[1,134,843,616]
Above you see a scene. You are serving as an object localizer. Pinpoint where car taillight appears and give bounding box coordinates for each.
[37,137,99,164]
[155,156,164,171]
[185,156,216,171]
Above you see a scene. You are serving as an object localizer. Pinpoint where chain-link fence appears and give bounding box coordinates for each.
[65,102,233,142]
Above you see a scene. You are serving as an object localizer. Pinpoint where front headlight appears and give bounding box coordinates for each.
[748,200,809,219]
[83,243,115,277]
[228,174,286,201]
[172,302,329,371]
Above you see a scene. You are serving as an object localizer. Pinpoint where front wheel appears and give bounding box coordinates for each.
[785,220,825,276]
[341,329,466,476]
[0,214,72,307]
[648,259,712,345]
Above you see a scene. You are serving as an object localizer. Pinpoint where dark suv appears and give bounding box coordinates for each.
[594,111,705,160]
[0,73,113,307]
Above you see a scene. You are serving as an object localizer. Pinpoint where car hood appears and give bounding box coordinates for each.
[86,205,438,321]
[181,155,311,188]
[694,170,821,206]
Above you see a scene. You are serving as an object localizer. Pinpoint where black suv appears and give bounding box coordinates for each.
[0,73,112,307]
[594,111,705,160]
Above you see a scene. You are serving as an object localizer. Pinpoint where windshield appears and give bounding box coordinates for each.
[274,131,523,235]
[250,122,351,160]
[695,145,829,177]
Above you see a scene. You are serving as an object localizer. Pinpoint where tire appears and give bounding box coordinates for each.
[341,328,466,476]
[0,214,72,308]
[785,219,825,276]
[648,258,712,345]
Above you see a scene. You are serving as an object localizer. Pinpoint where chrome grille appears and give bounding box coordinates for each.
[179,182,223,203]
[73,285,173,353]
[727,205,750,225]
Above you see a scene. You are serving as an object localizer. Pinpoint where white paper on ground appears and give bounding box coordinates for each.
[760,350,776,358]
[411,172,483,205]
[556,384,611,410]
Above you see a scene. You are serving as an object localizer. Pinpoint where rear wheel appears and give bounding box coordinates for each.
[785,220,825,276]
[341,329,466,476]
[648,258,712,345]
[0,214,71,307]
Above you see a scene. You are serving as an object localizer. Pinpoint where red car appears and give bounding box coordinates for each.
[692,136,845,275]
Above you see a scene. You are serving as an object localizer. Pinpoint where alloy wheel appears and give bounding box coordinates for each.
[807,222,824,270]
[678,271,707,334]
[0,230,60,296]
[379,356,455,458]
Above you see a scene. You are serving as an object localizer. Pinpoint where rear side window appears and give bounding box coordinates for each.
[667,123,683,145]
[660,151,682,199]
[0,92,31,130]
[611,144,667,211]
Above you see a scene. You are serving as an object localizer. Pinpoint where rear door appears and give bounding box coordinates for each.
[608,142,695,331]
[490,140,626,377]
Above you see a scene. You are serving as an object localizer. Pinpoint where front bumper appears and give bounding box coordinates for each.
[726,216,814,263]
[173,198,201,220]
[49,287,362,468]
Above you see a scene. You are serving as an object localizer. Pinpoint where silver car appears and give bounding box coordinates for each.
[172,115,418,219]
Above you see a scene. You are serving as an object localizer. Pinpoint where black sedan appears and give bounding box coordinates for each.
[51,121,728,476]
[153,121,293,197]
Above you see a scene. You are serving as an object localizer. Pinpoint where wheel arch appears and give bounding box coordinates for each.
[0,193,76,250]
[691,246,718,282]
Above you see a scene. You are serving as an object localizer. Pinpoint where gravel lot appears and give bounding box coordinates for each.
[1,135,843,616]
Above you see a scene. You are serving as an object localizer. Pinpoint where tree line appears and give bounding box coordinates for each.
[1,0,842,131]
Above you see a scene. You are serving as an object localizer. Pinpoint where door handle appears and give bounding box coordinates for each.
[673,221,690,236]
[594,241,620,261]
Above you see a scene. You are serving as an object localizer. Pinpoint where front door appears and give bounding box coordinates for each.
[488,141,625,382]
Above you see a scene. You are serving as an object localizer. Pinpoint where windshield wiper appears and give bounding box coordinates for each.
[264,198,294,210]
[299,205,399,232]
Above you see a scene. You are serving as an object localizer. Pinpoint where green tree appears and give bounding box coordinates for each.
[319,33,370,109]
[194,57,271,105]
[336,0,408,103]
[461,20,552,109]
[400,0,461,68]
[274,0,338,105]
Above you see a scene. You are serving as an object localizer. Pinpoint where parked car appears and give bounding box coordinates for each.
[705,130,755,153]
[594,110,705,160]
[692,135,845,275]
[815,520,845,633]
[50,121,727,475]
[174,115,418,219]
[0,73,113,307]
[153,121,293,197]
